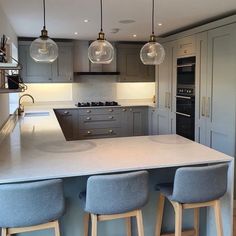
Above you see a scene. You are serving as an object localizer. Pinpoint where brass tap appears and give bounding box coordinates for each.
[18,94,35,115]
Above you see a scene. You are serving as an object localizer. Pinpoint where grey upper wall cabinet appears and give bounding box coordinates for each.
[117,43,155,82]
[18,41,74,83]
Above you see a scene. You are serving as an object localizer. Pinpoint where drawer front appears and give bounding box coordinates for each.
[78,128,121,139]
[79,114,121,129]
[55,109,77,117]
[79,107,121,115]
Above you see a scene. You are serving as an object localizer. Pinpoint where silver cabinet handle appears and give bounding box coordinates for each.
[87,131,92,135]
[176,112,191,118]
[176,95,191,100]
[130,108,133,112]
[168,92,171,109]
[108,116,114,119]
[108,109,113,112]
[201,97,206,117]
[109,129,113,134]
[86,117,91,120]
[206,97,211,118]
[63,111,70,115]
[122,108,127,112]
[87,110,91,113]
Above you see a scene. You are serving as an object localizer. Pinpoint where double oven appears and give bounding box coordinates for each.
[176,56,195,141]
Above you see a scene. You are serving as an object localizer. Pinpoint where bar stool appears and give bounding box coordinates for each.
[155,164,228,236]
[0,179,65,236]
[80,171,149,236]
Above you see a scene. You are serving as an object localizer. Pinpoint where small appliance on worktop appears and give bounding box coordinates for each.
[76,101,119,107]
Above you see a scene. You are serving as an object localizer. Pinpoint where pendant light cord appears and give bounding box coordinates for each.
[100,0,103,32]
[43,0,46,30]
[152,0,154,35]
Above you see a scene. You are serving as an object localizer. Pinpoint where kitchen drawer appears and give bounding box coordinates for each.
[55,109,77,117]
[79,114,121,129]
[176,36,196,56]
[78,107,121,115]
[78,128,121,139]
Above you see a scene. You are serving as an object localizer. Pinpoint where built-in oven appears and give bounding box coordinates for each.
[176,57,196,141]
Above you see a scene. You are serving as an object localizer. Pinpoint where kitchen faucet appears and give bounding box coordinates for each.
[18,94,35,115]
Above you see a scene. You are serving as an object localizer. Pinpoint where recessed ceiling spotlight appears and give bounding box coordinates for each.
[84,19,89,23]
[158,23,163,26]
[133,34,137,38]
[74,32,78,35]
[119,19,136,24]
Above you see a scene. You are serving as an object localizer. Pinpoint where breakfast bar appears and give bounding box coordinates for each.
[0,107,234,236]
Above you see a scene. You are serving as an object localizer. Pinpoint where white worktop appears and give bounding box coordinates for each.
[0,105,232,184]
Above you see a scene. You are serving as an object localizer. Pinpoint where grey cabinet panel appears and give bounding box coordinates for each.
[117,44,155,82]
[52,43,73,82]
[54,109,78,141]
[18,41,73,83]
[205,24,236,156]
[19,45,53,83]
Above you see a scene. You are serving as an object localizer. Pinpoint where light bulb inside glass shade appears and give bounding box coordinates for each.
[88,39,114,64]
[140,41,165,65]
[30,37,58,63]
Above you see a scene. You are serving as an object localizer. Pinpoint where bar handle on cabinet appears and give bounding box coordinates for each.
[201,97,206,117]
[167,92,171,109]
[176,112,191,118]
[206,97,211,118]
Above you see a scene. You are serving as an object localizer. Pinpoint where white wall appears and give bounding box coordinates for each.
[0,6,18,128]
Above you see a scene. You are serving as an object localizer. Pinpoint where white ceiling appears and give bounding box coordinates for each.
[0,0,236,41]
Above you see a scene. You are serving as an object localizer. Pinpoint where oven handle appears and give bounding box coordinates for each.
[176,112,191,118]
[176,95,192,100]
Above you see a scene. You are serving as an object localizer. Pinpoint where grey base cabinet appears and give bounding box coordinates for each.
[121,107,148,137]
[54,109,78,141]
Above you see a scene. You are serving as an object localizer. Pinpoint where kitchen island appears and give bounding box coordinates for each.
[0,105,233,236]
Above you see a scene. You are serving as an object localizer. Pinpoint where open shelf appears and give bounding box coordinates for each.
[0,88,24,94]
[0,63,21,70]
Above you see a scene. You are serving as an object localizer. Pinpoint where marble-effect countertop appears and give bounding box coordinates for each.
[0,104,232,184]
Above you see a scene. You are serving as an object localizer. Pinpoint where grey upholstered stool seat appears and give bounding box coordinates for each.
[0,179,65,236]
[80,171,149,236]
[155,164,228,236]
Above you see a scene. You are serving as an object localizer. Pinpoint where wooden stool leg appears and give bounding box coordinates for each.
[155,193,165,236]
[172,202,183,236]
[126,217,132,236]
[213,200,223,236]
[54,221,60,236]
[136,210,144,236]
[91,214,98,236]
[1,228,7,236]
[84,213,90,236]
[194,208,200,236]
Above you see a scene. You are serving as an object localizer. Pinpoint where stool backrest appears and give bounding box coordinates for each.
[0,179,65,228]
[85,171,149,215]
[172,164,228,203]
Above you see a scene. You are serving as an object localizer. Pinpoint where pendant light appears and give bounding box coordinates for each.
[30,0,58,63]
[88,0,114,64]
[140,0,165,65]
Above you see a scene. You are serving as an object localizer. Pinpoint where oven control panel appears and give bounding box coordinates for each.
[177,88,194,96]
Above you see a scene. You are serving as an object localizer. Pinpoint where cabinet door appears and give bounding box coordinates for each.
[18,44,53,83]
[117,44,155,82]
[176,36,196,57]
[149,107,158,135]
[195,32,208,144]
[54,109,78,141]
[206,24,236,156]
[52,43,73,82]
[156,42,175,134]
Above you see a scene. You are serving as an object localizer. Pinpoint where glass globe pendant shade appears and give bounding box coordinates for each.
[140,39,165,65]
[88,32,114,64]
[30,36,58,63]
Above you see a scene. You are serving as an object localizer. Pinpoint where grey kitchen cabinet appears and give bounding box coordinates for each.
[195,24,236,157]
[117,43,155,82]
[156,41,176,135]
[121,106,148,136]
[148,107,158,135]
[54,109,78,141]
[18,42,53,83]
[18,41,74,83]
[78,107,122,139]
